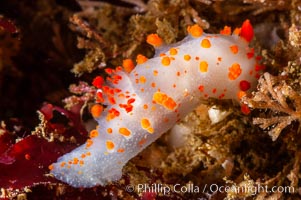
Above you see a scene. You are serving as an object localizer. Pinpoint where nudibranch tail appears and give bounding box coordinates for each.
[50,20,263,187]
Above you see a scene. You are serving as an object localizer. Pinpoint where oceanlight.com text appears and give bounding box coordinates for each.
[125,183,295,196]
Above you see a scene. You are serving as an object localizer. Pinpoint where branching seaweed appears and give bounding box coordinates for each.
[243,72,301,141]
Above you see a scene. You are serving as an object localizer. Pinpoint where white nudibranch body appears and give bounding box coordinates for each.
[50,20,263,187]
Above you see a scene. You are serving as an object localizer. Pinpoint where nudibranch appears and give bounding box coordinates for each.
[49,20,263,187]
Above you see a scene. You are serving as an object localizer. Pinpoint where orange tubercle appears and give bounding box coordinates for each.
[161,57,171,66]
[89,129,99,138]
[220,26,231,35]
[107,128,113,134]
[184,54,191,61]
[187,24,203,37]
[141,118,154,133]
[169,48,178,55]
[136,54,148,64]
[119,127,131,137]
[199,61,208,73]
[122,59,135,73]
[153,91,177,110]
[230,45,239,54]
[146,33,163,47]
[228,63,242,80]
[139,76,147,84]
[240,19,254,42]
[48,164,54,171]
[141,118,151,129]
[106,140,115,151]
[86,139,93,148]
[90,104,103,118]
[201,39,211,48]
[117,148,125,153]
[92,76,104,89]
[237,90,247,100]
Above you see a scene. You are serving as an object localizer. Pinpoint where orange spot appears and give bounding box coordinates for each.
[152,91,177,110]
[169,48,178,55]
[106,140,115,151]
[139,76,147,84]
[184,54,191,61]
[143,104,148,109]
[127,98,135,104]
[79,160,84,166]
[228,63,242,80]
[151,82,156,88]
[220,26,231,35]
[195,56,199,61]
[92,76,104,89]
[86,139,93,148]
[233,27,241,35]
[86,152,91,156]
[108,96,116,105]
[117,148,125,153]
[96,92,104,103]
[122,59,135,73]
[119,127,131,137]
[141,118,151,129]
[107,128,113,134]
[237,90,247,100]
[90,104,103,118]
[106,108,120,121]
[199,61,208,72]
[73,157,79,165]
[230,45,238,54]
[138,138,146,146]
[136,54,148,64]
[147,127,154,133]
[153,70,158,76]
[81,154,86,159]
[187,24,203,37]
[89,129,99,138]
[217,57,222,62]
[201,39,211,48]
[48,164,54,171]
[212,88,217,93]
[176,71,180,76]
[173,84,176,88]
[240,19,254,42]
[161,57,171,66]
[104,68,113,75]
[146,34,163,47]
[60,162,66,167]
[141,118,154,133]
[116,66,122,71]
